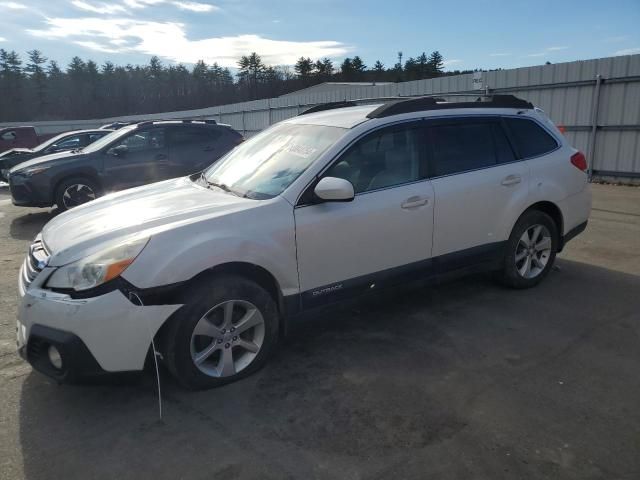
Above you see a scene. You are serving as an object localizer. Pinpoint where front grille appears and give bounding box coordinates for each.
[21,238,50,290]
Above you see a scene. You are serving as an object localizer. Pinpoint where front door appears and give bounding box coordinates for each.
[294,122,434,309]
[104,127,168,189]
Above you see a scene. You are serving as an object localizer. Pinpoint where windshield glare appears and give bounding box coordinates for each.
[81,124,137,153]
[204,123,346,199]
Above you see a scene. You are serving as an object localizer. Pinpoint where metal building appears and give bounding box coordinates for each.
[6,54,640,181]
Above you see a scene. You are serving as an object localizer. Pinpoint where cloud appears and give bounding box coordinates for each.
[71,1,128,14]
[172,1,218,12]
[614,47,640,56]
[123,0,164,7]
[0,1,27,9]
[0,36,5,41]
[527,46,569,57]
[489,52,511,57]
[443,59,462,66]
[605,35,628,43]
[27,17,351,66]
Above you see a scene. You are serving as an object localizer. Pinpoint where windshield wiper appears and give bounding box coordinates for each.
[202,175,239,196]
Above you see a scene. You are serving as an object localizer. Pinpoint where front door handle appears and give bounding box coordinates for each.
[401,196,429,209]
[501,174,522,186]
[155,153,168,160]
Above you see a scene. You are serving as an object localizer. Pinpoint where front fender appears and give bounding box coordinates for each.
[122,199,299,297]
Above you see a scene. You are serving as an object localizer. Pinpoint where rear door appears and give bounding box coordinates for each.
[167,125,225,177]
[103,127,168,189]
[426,116,530,269]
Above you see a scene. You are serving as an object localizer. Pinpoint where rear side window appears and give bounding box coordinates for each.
[429,123,496,177]
[169,126,220,145]
[504,117,558,158]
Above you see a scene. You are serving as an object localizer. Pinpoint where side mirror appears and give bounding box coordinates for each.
[108,144,128,156]
[314,177,355,202]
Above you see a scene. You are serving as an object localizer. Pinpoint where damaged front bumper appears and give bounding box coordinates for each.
[17,265,182,381]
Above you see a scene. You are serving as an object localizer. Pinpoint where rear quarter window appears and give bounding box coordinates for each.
[504,117,558,158]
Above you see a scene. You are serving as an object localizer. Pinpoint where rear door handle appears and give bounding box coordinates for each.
[401,196,429,209]
[501,174,522,186]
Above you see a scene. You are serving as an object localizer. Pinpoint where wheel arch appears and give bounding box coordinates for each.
[519,201,565,249]
[150,261,290,366]
[52,170,102,203]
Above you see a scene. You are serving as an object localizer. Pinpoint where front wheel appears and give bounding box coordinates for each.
[54,177,100,211]
[498,210,558,289]
[163,275,280,389]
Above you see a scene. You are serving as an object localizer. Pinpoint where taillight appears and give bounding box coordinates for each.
[570,151,587,172]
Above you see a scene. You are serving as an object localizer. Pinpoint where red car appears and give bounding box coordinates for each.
[0,126,55,154]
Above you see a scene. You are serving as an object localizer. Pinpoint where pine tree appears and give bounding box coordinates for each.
[428,51,444,75]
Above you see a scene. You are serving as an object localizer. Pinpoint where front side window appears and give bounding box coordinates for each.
[118,128,166,153]
[1,131,16,141]
[504,117,558,158]
[428,123,497,177]
[204,123,346,199]
[324,124,424,194]
[87,132,108,143]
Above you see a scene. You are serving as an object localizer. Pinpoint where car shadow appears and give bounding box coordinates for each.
[9,209,58,240]
[17,260,640,479]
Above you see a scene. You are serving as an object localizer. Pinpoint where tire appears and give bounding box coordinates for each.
[498,210,559,289]
[54,176,101,211]
[163,275,280,390]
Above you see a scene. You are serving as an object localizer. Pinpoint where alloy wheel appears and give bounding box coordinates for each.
[515,224,552,279]
[190,299,265,378]
[62,184,96,209]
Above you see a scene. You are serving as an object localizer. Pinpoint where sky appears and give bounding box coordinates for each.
[0,0,639,72]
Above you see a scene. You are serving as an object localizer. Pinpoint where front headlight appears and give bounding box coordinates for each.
[46,237,149,291]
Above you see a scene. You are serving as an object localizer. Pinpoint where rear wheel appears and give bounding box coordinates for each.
[163,275,279,390]
[55,177,100,211]
[498,210,558,289]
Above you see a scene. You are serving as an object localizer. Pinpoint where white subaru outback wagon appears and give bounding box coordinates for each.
[17,95,591,389]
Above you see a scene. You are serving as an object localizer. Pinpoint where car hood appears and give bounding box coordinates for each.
[42,177,260,266]
[9,150,82,172]
[0,148,32,158]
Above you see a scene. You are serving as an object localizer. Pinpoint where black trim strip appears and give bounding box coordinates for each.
[298,241,506,311]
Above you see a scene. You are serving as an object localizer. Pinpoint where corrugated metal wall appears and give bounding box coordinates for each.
[6,54,640,179]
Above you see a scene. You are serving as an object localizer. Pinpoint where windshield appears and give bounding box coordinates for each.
[82,124,138,153]
[33,132,73,152]
[204,123,346,199]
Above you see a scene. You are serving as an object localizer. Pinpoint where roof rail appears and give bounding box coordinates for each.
[300,101,358,115]
[138,118,218,127]
[366,94,533,119]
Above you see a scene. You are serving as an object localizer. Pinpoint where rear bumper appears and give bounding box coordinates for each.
[561,220,588,249]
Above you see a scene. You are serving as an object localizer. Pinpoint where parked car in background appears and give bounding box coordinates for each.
[0,126,55,154]
[14,95,591,389]
[0,129,113,182]
[8,120,243,210]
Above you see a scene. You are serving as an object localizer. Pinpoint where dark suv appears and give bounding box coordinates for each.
[8,120,243,210]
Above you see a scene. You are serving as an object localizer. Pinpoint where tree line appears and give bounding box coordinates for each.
[0,49,470,122]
